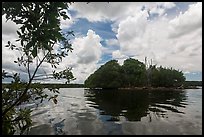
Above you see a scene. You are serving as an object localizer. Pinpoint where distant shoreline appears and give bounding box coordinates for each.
[2,83,84,88]
[118,86,201,91]
[2,81,202,89]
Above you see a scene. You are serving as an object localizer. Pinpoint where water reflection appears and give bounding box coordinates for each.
[84,89,187,122]
[27,88,201,135]
[53,119,66,135]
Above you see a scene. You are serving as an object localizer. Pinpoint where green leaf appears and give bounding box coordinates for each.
[43,44,52,51]
[16,31,21,36]
[53,98,57,104]
[26,42,33,50]
[32,46,37,57]
[21,40,24,46]
[35,97,41,100]
[54,94,58,98]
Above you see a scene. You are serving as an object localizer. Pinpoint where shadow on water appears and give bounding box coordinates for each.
[84,89,187,122]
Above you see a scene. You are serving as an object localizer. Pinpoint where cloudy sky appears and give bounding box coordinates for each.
[2,2,202,83]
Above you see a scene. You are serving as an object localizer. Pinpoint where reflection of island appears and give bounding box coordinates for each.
[84,89,187,122]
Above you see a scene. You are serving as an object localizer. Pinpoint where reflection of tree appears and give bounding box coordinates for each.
[84,89,187,122]
[149,90,187,113]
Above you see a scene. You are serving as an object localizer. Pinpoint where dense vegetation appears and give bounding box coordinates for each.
[183,81,202,88]
[84,58,186,89]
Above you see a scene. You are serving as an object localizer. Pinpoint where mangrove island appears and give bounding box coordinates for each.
[84,58,186,89]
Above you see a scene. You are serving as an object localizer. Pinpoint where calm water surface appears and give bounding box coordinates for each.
[27,88,202,135]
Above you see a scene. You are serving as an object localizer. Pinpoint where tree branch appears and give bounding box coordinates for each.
[27,55,31,80]
[2,43,55,117]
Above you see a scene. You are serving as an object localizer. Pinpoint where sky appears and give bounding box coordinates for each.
[2,2,202,84]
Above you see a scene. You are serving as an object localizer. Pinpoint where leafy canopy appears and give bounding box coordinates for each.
[85,58,185,89]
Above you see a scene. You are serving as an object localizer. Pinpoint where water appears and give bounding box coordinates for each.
[27,88,202,135]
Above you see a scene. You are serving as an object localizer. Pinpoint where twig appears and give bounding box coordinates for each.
[2,43,56,117]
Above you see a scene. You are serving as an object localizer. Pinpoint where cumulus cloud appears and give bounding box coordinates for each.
[72,29,102,64]
[116,10,150,56]
[146,2,176,17]
[112,50,127,59]
[168,2,202,38]
[70,2,177,23]
[115,2,202,72]
[112,50,128,65]
[68,2,201,80]
[58,29,103,83]
[105,38,119,47]
[69,2,145,22]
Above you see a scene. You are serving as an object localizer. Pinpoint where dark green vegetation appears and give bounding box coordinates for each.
[36,83,84,88]
[183,81,202,89]
[2,2,74,135]
[85,58,186,89]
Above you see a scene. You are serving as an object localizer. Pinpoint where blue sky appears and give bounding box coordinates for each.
[184,72,202,81]
[2,2,202,83]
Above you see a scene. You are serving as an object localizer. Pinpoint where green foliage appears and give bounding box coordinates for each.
[85,60,122,88]
[85,58,146,89]
[2,2,75,135]
[85,58,186,89]
[2,74,33,135]
[121,58,146,87]
[184,81,202,86]
[53,68,76,84]
[151,66,185,87]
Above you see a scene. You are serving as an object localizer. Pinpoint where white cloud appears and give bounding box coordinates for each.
[69,2,145,22]
[157,2,176,9]
[105,38,119,47]
[116,10,150,56]
[2,15,20,36]
[2,15,21,74]
[168,2,202,38]
[148,2,176,16]
[73,29,102,64]
[115,2,202,73]
[69,2,201,75]
[150,7,165,16]
[100,39,120,55]
[112,50,127,59]
[58,29,103,83]
[70,2,177,23]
